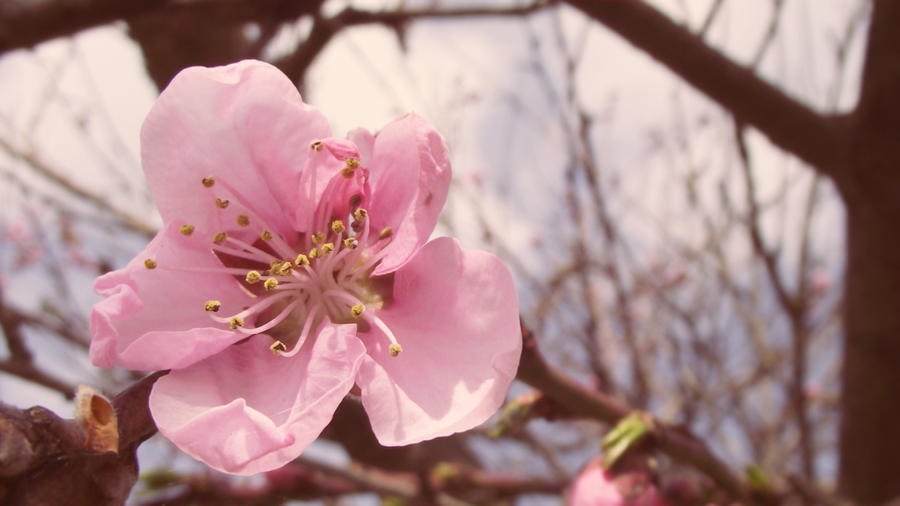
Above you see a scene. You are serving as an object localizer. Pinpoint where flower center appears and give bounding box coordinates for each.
[143,155,404,358]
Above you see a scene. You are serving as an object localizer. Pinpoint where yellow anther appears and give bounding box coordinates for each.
[349,194,362,209]
[260,229,273,241]
[295,253,309,266]
[321,242,335,255]
[311,232,325,244]
[341,167,355,178]
[351,303,365,319]
[309,247,320,259]
[215,198,229,209]
[201,176,215,187]
[230,316,244,330]
[264,277,279,291]
[245,270,261,284]
[180,224,195,236]
[379,226,393,239]
[389,343,403,357]
[345,158,360,169]
[331,220,346,234]
[343,237,359,250]
[204,300,221,312]
[270,341,287,355]
[237,215,250,227]
[213,232,227,244]
[144,259,157,269]
[353,208,368,222]
[310,141,323,151]
[274,261,292,276]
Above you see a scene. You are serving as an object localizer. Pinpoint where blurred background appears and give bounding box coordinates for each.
[0,0,878,504]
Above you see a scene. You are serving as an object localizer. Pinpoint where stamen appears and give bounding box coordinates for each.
[321,242,335,255]
[215,198,230,209]
[295,253,310,266]
[311,232,325,244]
[353,208,368,222]
[343,237,358,250]
[180,224,195,236]
[270,341,287,355]
[204,300,221,312]
[237,215,250,227]
[310,141,323,151]
[379,227,393,240]
[351,303,364,319]
[213,232,227,244]
[362,312,404,358]
[201,176,215,187]
[144,259,157,269]
[264,277,279,291]
[309,247,320,259]
[260,229,273,241]
[245,270,261,284]
[230,316,244,330]
[341,167,355,178]
[389,344,403,357]
[331,220,345,234]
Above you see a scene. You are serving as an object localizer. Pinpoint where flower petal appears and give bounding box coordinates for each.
[90,222,253,371]
[355,237,521,445]
[295,137,369,235]
[149,325,366,475]
[141,60,330,238]
[367,114,452,274]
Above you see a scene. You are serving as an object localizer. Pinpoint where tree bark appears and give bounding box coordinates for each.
[837,1,900,502]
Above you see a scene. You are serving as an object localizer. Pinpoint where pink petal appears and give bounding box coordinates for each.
[149,325,366,475]
[347,127,375,164]
[355,237,521,445]
[295,137,369,234]
[90,222,253,371]
[569,466,625,506]
[141,60,330,238]
[366,114,452,274]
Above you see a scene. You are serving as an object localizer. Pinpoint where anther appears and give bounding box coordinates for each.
[321,242,335,255]
[144,259,157,269]
[309,247,320,259]
[204,300,221,312]
[310,141,323,151]
[389,343,403,357]
[275,261,292,276]
[230,317,244,330]
[379,226,393,239]
[351,303,365,319]
[237,215,250,227]
[295,253,310,266]
[201,176,215,187]
[264,278,279,291]
[311,232,325,244]
[346,158,360,169]
[341,167,355,178]
[180,224,195,236]
[213,232,227,244]
[343,237,359,249]
[353,208,368,222]
[349,194,363,209]
[260,229,273,241]
[270,341,287,355]
[331,220,346,234]
[245,270,261,284]
[215,198,229,209]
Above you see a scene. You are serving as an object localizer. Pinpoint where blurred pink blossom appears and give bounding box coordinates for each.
[569,461,667,506]
[89,60,521,475]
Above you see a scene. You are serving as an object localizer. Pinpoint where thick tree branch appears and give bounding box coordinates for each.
[563,0,847,177]
[0,0,167,53]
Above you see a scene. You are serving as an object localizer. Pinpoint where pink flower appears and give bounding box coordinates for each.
[569,461,667,506]
[89,60,521,475]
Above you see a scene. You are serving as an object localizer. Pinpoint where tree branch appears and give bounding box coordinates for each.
[563,0,847,176]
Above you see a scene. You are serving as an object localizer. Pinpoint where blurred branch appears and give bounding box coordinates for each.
[517,320,771,504]
[0,137,157,238]
[563,0,848,177]
[0,0,168,53]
